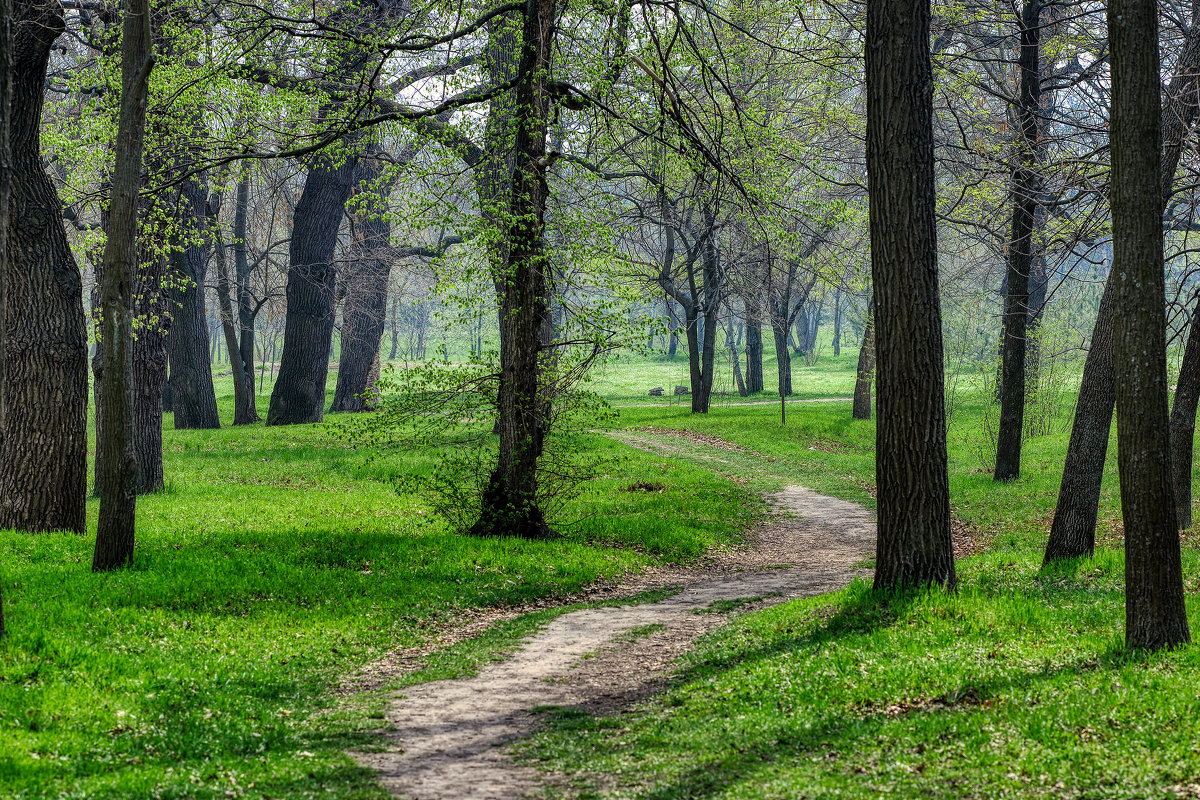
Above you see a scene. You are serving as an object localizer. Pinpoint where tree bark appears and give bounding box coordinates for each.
[1109,0,1190,649]
[94,0,152,571]
[853,299,875,420]
[166,175,219,429]
[745,302,764,392]
[471,0,557,539]
[0,0,88,533]
[1170,290,1200,529]
[0,0,12,634]
[213,182,258,424]
[866,0,956,590]
[994,0,1041,482]
[266,152,357,424]
[332,147,392,412]
[1046,19,1200,557]
[234,174,259,403]
[1044,278,1115,561]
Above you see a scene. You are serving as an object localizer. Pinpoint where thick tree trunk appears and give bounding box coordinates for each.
[267,153,357,425]
[167,175,219,429]
[471,0,556,539]
[745,306,764,392]
[94,0,152,571]
[994,0,1041,483]
[866,0,956,589]
[1169,291,1200,529]
[132,250,169,493]
[1046,17,1200,556]
[771,322,792,397]
[1109,0,1190,649]
[332,149,392,412]
[1044,279,1115,561]
[0,0,88,533]
[853,300,876,420]
[0,0,13,634]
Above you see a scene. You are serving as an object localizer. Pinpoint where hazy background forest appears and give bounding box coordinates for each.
[5,0,1200,796]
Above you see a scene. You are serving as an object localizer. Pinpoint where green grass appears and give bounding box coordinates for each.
[0,380,761,800]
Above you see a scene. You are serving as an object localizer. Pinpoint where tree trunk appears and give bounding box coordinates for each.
[388,294,400,359]
[745,304,764,392]
[666,298,679,358]
[0,0,88,533]
[132,250,169,493]
[994,0,1041,483]
[772,322,792,397]
[1170,291,1200,529]
[0,0,13,634]
[267,153,357,425]
[94,0,152,571]
[1046,17,1200,557]
[234,174,258,408]
[332,148,392,412]
[213,185,258,424]
[166,175,219,429]
[471,0,556,539]
[853,299,875,420]
[1110,0,1190,649]
[866,0,956,590]
[833,292,842,356]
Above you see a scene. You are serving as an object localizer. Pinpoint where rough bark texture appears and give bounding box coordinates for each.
[94,0,152,571]
[994,0,1041,482]
[1170,292,1200,529]
[866,0,956,590]
[1109,0,1190,649]
[1046,19,1200,556]
[744,305,764,392]
[1044,278,1115,561]
[332,149,392,412]
[267,152,357,425]
[213,179,258,424]
[471,0,556,539]
[0,0,88,533]
[234,174,259,403]
[0,0,12,634]
[853,300,875,420]
[166,175,219,429]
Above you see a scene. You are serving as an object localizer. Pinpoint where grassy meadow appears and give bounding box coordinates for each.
[1,331,1193,799]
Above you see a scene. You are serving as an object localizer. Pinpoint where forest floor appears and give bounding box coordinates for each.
[354,481,876,800]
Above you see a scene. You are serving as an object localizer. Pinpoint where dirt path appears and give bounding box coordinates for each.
[354,484,876,800]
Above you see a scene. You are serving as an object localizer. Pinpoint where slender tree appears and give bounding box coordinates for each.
[1109,0,1190,649]
[866,0,956,589]
[94,0,154,571]
[994,0,1042,482]
[852,298,875,420]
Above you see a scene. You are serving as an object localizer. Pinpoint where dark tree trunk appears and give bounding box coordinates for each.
[1025,252,1049,404]
[1109,0,1190,649]
[1046,18,1200,557]
[94,0,152,571]
[1044,278,1115,561]
[332,148,392,412]
[267,153,357,425]
[771,323,792,397]
[214,181,258,425]
[0,0,13,635]
[132,249,169,493]
[166,175,219,429]
[866,0,956,590]
[0,0,88,533]
[234,174,258,405]
[994,0,1042,483]
[471,0,556,539]
[729,321,747,397]
[745,304,764,392]
[853,299,875,420]
[1170,291,1200,529]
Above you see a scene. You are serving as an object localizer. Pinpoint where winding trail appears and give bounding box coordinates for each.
[354,479,876,800]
